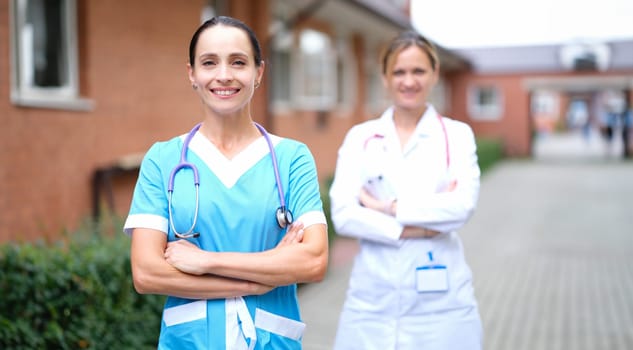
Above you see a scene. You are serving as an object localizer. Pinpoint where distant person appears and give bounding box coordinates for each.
[622,107,632,158]
[329,30,482,350]
[124,16,328,349]
[566,99,591,142]
[599,110,618,155]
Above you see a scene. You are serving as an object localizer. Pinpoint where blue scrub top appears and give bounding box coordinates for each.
[125,128,325,349]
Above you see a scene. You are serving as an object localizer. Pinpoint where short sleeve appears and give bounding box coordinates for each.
[286,142,326,229]
[123,142,170,235]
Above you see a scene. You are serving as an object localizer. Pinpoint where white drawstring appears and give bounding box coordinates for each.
[225,297,257,350]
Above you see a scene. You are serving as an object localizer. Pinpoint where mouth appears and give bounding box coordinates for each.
[211,88,240,97]
[399,90,419,98]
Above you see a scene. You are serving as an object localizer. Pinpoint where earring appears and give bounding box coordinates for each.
[255,81,260,89]
[192,83,198,90]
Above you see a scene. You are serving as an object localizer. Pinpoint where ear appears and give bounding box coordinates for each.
[256,61,266,86]
[187,63,195,85]
[431,62,441,85]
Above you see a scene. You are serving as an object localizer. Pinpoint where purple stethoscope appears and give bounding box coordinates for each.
[167,122,293,239]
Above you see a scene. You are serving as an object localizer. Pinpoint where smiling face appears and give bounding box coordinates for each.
[382,45,438,114]
[187,24,264,117]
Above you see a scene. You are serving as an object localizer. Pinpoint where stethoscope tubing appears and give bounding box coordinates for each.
[168,122,291,239]
[168,123,203,239]
[254,122,287,210]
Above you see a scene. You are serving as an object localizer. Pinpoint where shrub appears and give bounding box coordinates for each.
[320,176,337,245]
[0,220,165,349]
[476,137,504,174]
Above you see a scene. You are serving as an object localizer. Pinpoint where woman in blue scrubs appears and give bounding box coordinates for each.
[329,31,482,350]
[124,16,328,349]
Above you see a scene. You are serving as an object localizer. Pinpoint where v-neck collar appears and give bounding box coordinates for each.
[379,105,443,155]
[184,131,279,188]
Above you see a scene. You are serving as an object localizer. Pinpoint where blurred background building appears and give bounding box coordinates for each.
[2,0,632,241]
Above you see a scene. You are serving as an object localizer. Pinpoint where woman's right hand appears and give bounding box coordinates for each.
[400,226,441,239]
[250,281,276,295]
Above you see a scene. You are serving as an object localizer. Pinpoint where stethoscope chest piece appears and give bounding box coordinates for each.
[276,206,293,229]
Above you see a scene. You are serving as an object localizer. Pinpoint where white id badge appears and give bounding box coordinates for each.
[415,265,449,293]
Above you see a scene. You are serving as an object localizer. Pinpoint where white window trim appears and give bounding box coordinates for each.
[268,48,295,114]
[291,29,337,111]
[10,0,93,111]
[365,45,390,115]
[467,84,503,121]
[334,36,356,113]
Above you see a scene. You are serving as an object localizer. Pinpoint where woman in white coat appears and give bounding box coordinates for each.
[329,31,482,350]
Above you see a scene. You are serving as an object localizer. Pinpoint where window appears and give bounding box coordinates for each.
[365,46,389,115]
[10,0,91,110]
[271,28,354,113]
[468,85,503,120]
[270,47,292,109]
[293,29,336,110]
[335,36,355,110]
[531,90,558,115]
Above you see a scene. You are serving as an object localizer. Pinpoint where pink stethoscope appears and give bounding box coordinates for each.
[363,114,450,168]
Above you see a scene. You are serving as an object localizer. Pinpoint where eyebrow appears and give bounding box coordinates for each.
[198,52,250,60]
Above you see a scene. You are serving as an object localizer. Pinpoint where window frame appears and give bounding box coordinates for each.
[365,45,390,115]
[334,35,355,112]
[467,84,503,121]
[9,0,92,110]
[291,28,337,111]
[270,34,293,112]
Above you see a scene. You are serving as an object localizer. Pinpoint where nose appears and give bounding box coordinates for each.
[215,63,233,82]
[402,72,416,86]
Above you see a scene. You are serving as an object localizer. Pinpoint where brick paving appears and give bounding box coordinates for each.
[299,131,633,350]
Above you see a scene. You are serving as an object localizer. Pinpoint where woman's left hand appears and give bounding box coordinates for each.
[277,222,305,247]
[164,239,208,275]
[359,187,395,216]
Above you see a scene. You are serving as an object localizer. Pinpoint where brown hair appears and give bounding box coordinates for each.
[189,16,263,68]
[381,31,439,76]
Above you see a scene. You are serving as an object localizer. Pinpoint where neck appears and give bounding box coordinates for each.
[393,105,427,130]
[392,105,427,150]
[199,116,260,159]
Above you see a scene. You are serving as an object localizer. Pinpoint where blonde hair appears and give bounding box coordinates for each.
[381,31,439,77]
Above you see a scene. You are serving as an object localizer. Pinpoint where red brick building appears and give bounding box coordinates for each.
[2,0,448,241]
[451,42,633,157]
[3,0,631,241]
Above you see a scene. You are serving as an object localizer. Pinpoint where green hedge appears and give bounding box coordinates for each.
[476,137,504,174]
[0,221,165,349]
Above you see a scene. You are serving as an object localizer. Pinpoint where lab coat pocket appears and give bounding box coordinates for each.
[160,300,208,348]
[254,308,305,349]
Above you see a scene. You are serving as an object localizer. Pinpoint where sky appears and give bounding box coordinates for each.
[410,0,633,49]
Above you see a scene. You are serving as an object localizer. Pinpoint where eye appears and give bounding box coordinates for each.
[201,60,215,67]
[232,59,247,66]
[392,69,405,76]
[413,68,426,75]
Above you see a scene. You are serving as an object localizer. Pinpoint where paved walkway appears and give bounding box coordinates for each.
[298,130,633,350]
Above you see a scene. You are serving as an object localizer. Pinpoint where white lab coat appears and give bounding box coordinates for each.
[329,105,482,350]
